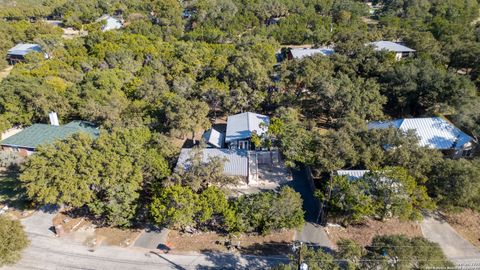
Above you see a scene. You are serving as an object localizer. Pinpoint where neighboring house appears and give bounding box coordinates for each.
[6,43,44,64]
[0,117,99,157]
[336,170,370,180]
[368,41,415,60]
[176,148,249,181]
[288,48,335,60]
[97,15,123,32]
[368,117,476,158]
[224,112,270,150]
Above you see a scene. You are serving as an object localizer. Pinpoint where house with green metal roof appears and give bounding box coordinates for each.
[0,120,99,157]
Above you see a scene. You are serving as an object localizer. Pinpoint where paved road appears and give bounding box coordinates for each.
[2,210,289,270]
[421,215,480,268]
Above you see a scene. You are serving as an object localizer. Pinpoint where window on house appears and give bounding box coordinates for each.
[462,149,472,157]
[238,141,249,150]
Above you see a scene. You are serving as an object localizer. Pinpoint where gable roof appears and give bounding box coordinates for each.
[225,112,270,143]
[203,128,225,148]
[290,48,335,59]
[0,121,99,149]
[97,15,123,31]
[368,41,415,53]
[176,148,248,177]
[7,43,42,56]
[336,170,370,180]
[368,117,473,150]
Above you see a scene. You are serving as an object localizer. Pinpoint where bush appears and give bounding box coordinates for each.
[0,216,29,266]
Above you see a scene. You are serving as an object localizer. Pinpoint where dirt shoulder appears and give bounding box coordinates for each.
[325,218,422,247]
[167,229,294,256]
[444,209,480,249]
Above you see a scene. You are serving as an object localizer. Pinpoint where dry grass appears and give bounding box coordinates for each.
[95,227,142,247]
[0,66,13,81]
[445,209,480,249]
[326,218,422,248]
[52,212,91,234]
[167,229,294,256]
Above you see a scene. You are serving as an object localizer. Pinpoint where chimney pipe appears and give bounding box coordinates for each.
[49,112,60,126]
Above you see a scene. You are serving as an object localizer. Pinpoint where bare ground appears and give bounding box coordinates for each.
[444,209,480,249]
[95,227,142,247]
[167,229,294,256]
[325,218,422,247]
[0,66,13,81]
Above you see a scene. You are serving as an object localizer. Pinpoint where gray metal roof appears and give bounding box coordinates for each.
[97,15,123,31]
[202,128,224,148]
[290,48,335,59]
[336,170,370,180]
[225,112,269,143]
[7,43,42,56]
[368,41,415,53]
[368,117,473,150]
[176,148,248,177]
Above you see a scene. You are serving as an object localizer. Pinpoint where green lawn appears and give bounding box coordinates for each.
[0,170,29,209]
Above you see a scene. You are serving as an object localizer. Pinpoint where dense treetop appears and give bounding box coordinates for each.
[1,0,479,229]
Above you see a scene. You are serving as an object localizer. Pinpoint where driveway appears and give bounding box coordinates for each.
[288,166,333,249]
[287,167,319,222]
[421,213,480,267]
[134,225,170,250]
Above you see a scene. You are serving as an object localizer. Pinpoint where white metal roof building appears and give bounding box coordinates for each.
[202,128,225,148]
[7,43,42,56]
[368,117,474,150]
[289,48,335,59]
[225,112,270,143]
[368,41,415,53]
[97,15,123,32]
[176,148,248,177]
[336,170,370,180]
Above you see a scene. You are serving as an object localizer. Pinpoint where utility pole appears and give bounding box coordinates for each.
[297,242,303,270]
[293,242,308,270]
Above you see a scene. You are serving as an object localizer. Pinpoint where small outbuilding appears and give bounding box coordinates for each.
[288,48,335,60]
[368,41,415,60]
[97,15,123,32]
[6,43,43,64]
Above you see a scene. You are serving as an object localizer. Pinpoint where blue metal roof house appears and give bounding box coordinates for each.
[6,43,43,64]
[368,117,476,158]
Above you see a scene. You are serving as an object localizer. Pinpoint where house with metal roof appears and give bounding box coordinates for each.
[368,117,476,158]
[288,48,335,60]
[336,170,370,180]
[368,41,415,60]
[224,112,270,150]
[6,43,43,64]
[97,15,123,32]
[176,148,249,180]
[0,120,99,157]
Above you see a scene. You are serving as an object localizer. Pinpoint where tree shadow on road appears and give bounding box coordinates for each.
[195,247,290,270]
